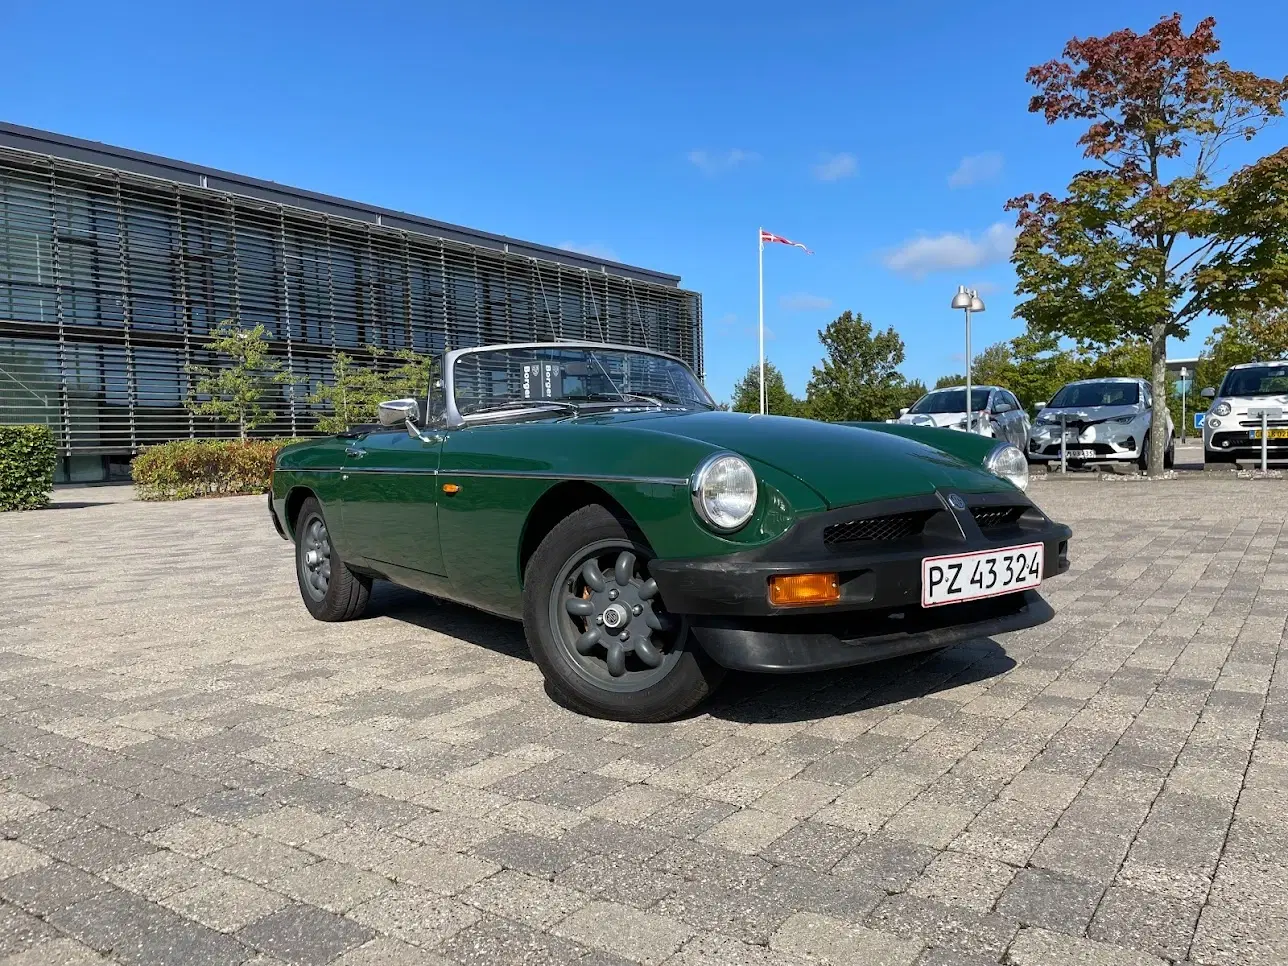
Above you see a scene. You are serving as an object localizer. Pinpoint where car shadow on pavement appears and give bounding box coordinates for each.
[703,640,1017,724]
[365,582,531,662]
[366,580,1017,723]
[37,501,114,510]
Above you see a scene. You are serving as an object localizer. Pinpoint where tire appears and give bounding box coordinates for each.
[1164,434,1175,469]
[522,504,725,722]
[1136,433,1150,473]
[294,497,371,622]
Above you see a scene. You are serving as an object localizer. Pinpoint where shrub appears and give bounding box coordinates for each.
[0,425,57,511]
[132,438,304,501]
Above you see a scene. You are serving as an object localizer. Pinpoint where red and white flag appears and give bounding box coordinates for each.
[759,229,812,254]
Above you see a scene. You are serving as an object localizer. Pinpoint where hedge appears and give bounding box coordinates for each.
[0,425,57,511]
[132,438,304,501]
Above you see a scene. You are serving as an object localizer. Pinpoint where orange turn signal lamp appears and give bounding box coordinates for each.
[442,483,461,495]
[768,572,840,607]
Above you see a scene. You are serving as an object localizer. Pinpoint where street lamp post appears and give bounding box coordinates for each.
[951,286,985,431]
[1180,366,1188,443]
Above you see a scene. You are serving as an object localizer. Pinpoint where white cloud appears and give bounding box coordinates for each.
[779,293,833,312]
[882,222,1019,279]
[687,149,759,174]
[812,153,857,182]
[558,241,619,262]
[948,151,1004,188]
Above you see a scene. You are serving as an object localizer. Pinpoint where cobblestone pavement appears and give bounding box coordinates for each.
[1,479,1285,966]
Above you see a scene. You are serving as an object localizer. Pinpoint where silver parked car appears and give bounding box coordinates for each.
[895,385,1031,449]
[1028,377,1174,470]
[1200,360,1288,466]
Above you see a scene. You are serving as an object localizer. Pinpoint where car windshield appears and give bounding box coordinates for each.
[908,389,991,414]
[451,345,715,418]
[1049,382,1139,407]
[1219,365,1288,397]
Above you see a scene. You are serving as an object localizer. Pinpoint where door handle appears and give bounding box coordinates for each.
[345,446,367,459]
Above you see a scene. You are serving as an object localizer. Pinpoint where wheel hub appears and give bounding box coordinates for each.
[601,602,630,629]
[563,549,671,678]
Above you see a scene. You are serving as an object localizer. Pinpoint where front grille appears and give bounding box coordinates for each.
[824,511,932,549]
[971,505,1026,530]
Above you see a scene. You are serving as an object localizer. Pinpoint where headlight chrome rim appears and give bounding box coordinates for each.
[984,442,1030,491]
[1211,400,1232,417]
[690,453,758,533]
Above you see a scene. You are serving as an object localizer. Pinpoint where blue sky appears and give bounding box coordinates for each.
[5,1,1287,403]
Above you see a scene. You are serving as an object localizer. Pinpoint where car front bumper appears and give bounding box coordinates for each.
[1027,421,1147,461]
[648,492,1071,674]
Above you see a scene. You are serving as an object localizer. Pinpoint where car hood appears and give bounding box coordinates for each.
[1037,404,1143,423]
[1220,393,1288,413]
[581,409,1016,508]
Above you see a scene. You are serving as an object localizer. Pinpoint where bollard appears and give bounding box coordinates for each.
[1263,411,1269,473]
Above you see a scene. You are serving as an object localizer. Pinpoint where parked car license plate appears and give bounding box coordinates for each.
[1248,428,1288,439]
[1063,448,1095,458]
[921,544,1043,607]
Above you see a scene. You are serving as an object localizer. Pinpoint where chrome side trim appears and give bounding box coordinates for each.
[287,467,686,486]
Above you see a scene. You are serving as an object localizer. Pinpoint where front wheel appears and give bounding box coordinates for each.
[522,505,725,722]
[294,497,371,622]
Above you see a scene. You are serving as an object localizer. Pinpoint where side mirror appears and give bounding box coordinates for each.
[898,407,910,417]
[378,398,421,431]
[1200,387,1216,399]
[993,402,1012,414]
[1035,401,1048,411]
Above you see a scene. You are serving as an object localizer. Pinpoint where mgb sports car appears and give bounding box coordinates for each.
[269,342,1072,722]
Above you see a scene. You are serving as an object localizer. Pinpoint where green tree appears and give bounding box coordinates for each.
[185,320,299,439]
[898,379,928,413]
[805,311,909,421]
[730,361,800,416]
[934,374,965,389]
[1007,14,1288,475]
[308,346,437,434]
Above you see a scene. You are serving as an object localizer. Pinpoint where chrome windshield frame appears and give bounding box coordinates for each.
[439,341,709,429]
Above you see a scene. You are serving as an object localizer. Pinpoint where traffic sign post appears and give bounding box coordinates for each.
[1248,407,1284,472]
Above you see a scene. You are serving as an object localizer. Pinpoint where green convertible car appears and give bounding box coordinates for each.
[269,341,1071,721]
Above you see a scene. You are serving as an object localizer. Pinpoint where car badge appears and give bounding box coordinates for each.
[947,494,966,511]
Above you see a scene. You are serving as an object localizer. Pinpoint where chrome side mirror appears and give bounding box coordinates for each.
[1200,387,1216,399]
[1034,400,1048,410]
[898,407,910,417]
[378,398,421,433]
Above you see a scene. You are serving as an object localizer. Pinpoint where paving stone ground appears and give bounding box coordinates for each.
[1,478,1285,966]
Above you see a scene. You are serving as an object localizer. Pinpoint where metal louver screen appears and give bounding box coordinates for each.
[0,146,703,456]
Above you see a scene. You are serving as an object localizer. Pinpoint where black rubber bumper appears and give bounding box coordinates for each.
[689,591,1054,673]
[268,491,288,540]
[648,490,1070,673]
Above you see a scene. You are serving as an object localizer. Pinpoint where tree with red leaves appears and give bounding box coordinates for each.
[1007,13,1288,475]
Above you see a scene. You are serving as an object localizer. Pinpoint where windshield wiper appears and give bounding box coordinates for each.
[463,400,582,418]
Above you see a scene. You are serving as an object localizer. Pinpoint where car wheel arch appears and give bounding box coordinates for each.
[518,482,640,584]
[285,485,318,539]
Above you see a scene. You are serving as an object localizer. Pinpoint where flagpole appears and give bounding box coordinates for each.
[758,228,766,415]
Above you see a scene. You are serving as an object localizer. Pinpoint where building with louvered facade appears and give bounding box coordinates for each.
[0,124,704,482]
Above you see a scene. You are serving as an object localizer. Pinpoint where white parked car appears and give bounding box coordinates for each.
[1201,360,1288,466]
[895,385,1031,449]
[1028,377,1174,470]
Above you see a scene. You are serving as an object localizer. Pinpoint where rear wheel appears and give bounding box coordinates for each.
[1164,434,1175,469]
[522,504,724,722]
[294,497,371,622]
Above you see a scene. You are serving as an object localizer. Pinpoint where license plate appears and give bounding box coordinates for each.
[1063,449,1095,458]
[921,543,1044,608]
[1248,428,1288,439]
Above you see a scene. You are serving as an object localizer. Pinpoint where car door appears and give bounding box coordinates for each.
[339,428,446,575]
[1000,391,1027,446]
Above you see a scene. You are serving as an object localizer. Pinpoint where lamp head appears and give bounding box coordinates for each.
[950,285,972,310]
[969,294,985,313]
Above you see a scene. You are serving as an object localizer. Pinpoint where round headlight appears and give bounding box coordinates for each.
[1211,401,1232,417]
[691,454,758,532]
[984,442,1030,491]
